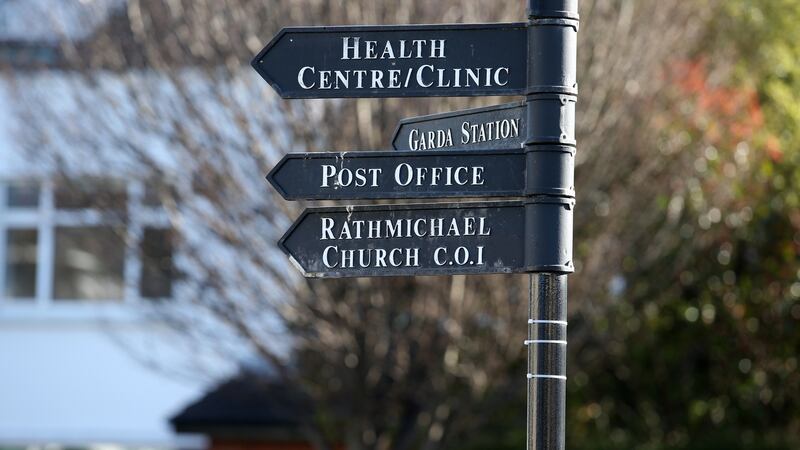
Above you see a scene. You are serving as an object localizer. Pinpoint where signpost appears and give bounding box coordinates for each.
[251,23,526,98]
[392,102,526,151]
[252,1,578,449]
[524,3,578,450]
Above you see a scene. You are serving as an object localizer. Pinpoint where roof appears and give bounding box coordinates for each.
[170,374,313,440]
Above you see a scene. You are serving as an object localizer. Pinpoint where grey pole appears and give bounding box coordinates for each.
[525,1,578,449]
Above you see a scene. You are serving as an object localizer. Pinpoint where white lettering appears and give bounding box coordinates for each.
[494,67,509,86]
[321,165,336,188]
[472,166,485,185]
[395,163,413,186]
[365,40,378,59]
[434,247,447,266]
[417,65,434,88]
[454,246,469,265]
[381,41,396,59]
[430,39,446,58]
[476,246,485,265]
[298,66,315,89]
[321,218,335,240]
[408,129,419,151]
[406,248,419,267]
[478,217,491,235]
[323,246,338,267]
[342,37,360,60]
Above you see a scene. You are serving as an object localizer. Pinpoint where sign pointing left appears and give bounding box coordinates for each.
[251,23,527,98]
[392,101,526,151]
[267,149,528,200]
[278,199,574,278]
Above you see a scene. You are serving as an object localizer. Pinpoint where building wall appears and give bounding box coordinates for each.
[0,317,207,447]
[0,76,212,448]
[0,151,212,447]
[0,3,275,445]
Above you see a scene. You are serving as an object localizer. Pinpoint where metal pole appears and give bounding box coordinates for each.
[527,273,568,450]
[525,1,578,449]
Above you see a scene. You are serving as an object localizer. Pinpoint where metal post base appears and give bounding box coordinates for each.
[526,273,568,450]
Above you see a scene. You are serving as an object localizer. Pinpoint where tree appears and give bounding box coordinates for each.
[553,1,800,448]
[9,0,722,448]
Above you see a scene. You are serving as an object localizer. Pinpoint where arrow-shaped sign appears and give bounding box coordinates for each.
[268,149,526,200]
[392,102,526,151]
[251,23,526,98]
[268,148,575,200]
[279,200,574,278]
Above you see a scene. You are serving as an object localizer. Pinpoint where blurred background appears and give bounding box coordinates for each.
[0,0,798,449]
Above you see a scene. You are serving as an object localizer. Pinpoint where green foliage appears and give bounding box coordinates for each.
[724,0,800,147]
[450,1,800,449]
[565,1,800,447]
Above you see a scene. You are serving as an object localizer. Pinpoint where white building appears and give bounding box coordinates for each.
[0,1,236,447]
[0,127,211,447]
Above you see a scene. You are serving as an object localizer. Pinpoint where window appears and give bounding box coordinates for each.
[53,226,126,301]
[140,228,174,299]
[0,178,175,309]
[34,46,57,65]
[55,177,127,210]
[143,182,172,208]
[7,181,40,208]
[4,229,38,298]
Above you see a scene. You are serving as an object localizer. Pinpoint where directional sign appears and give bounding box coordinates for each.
[279,199,574,278]
[392,102,526,151]
[268,149,530,200]
[251,23,526,98]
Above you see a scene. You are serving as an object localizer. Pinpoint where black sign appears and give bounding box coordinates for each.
[267,149,527,200]
[392,102,526,151]
[252,23,526,98]
[279,199,574,278]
